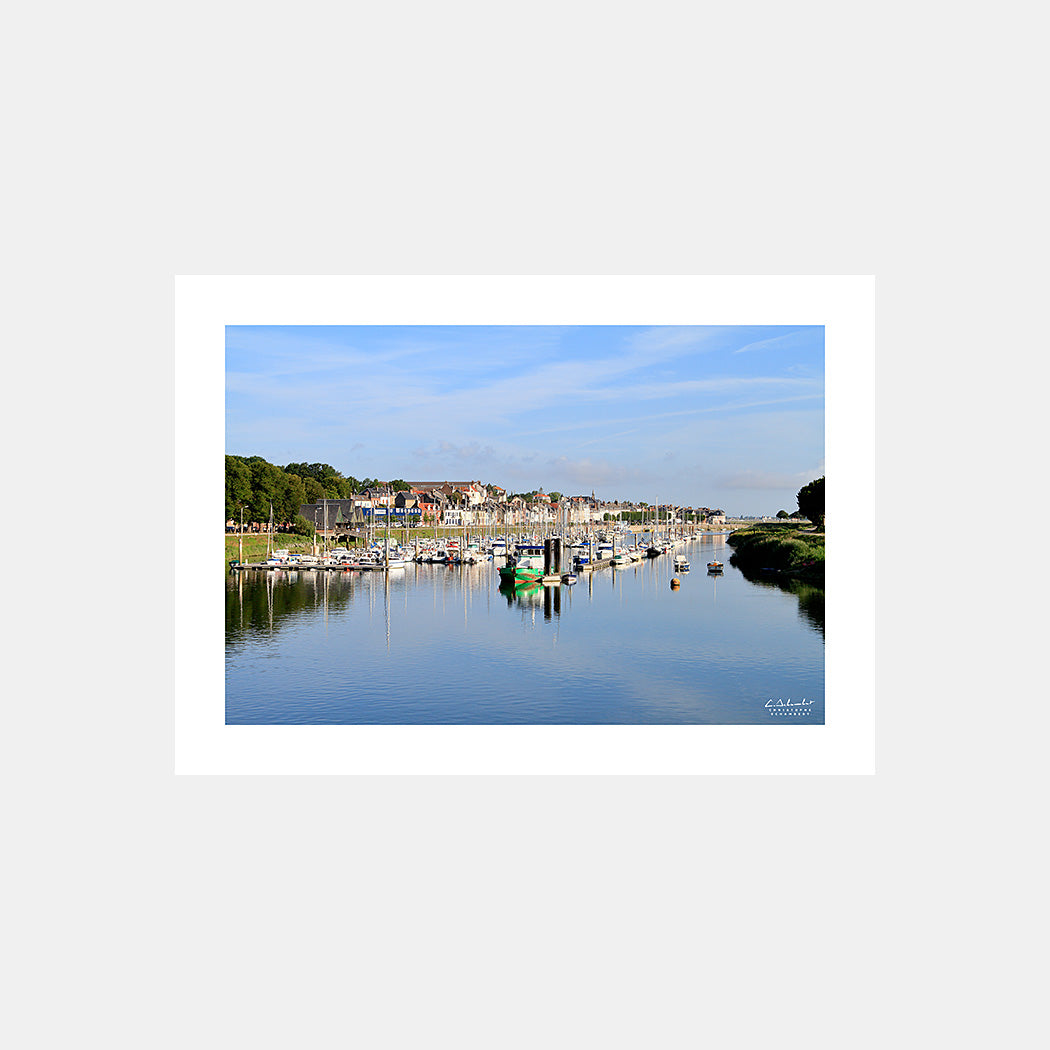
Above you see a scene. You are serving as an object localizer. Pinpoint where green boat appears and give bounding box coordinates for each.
[498,553,545,586]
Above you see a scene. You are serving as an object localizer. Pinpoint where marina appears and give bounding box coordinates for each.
[225,530,824,725]
[229,522,701,576]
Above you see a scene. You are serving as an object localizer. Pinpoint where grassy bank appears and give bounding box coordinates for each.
[726,522,824,582]
[225,534,310,571]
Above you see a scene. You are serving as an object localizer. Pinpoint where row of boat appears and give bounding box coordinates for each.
[232,533,726,578]
[497,534,725,587]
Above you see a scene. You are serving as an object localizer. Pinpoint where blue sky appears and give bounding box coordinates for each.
[225,325,824,514]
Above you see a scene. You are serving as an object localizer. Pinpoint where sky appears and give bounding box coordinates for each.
[225,325,824,515]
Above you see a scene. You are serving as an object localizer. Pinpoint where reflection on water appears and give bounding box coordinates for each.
[734,568,825,636]
[226,533,824,725]
[795,584,824,636]
[498,579,563,620]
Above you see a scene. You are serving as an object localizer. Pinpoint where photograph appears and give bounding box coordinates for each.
[225,322,826,725]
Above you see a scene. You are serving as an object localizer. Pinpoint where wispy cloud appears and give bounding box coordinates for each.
[715,463,824,490]
[544,454,647,490]
[578,428,640,447]
[629,326,722,356]
[733,327,822,354]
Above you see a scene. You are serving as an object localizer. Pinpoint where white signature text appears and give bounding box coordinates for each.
[765,698,816,716]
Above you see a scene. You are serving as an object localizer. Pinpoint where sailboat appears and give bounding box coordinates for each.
[263,503,283,566]
[647,499,662,557]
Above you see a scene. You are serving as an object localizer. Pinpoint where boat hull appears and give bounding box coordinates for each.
[499,569,543,585]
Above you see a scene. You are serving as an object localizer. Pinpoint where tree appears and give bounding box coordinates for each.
[796,476,825,526]
[776,509,790,519]
[284,462,352,498]
[248,458,284,524]
[278,472,307,523]
[225,455,252,520]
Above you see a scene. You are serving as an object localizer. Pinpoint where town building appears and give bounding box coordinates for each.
[408,481,486,506]
[297,499,365,539]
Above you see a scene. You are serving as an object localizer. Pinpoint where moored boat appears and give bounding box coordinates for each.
[707,560,724,574]
[498,553,545,586]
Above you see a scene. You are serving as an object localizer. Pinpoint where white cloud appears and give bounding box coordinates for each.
[733,328,821,354]
[715,467,821,490]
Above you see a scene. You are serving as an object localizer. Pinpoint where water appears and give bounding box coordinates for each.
[225,534,824,724]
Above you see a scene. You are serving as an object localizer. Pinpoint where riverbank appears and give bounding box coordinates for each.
[226,534,308,572]
[726,522,824,583]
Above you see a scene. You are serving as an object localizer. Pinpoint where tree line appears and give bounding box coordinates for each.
[227,454,826,529]
[226,455,412,525]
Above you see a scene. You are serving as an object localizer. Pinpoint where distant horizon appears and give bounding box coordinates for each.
[226,324,824,516]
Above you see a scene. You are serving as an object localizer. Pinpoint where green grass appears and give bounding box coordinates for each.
[726,522,824,580]
[225,533,317,571]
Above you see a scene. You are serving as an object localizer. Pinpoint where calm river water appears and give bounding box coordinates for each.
[225,533,824,724]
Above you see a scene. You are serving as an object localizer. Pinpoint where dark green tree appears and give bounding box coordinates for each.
[225,455,253,520]
[796,476,825,525]
[284,462,351,498]
[248,459,284,523]
[277,472,307,523]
